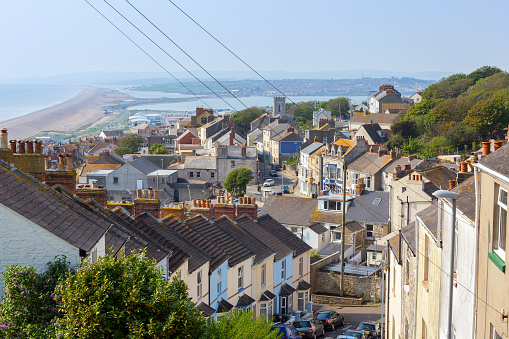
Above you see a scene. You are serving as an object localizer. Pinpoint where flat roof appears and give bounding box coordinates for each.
[148,170,178,176]
[320,263,380,276]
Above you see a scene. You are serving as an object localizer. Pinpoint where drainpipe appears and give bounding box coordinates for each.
[386,240,390,338]
[406,196,410,226]
[472,166,480,339]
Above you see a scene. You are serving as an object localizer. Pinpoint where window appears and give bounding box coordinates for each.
[405,257,410,286]
[353,173,359,185]
[366,176,371,188]
[422,318,427,339]
[197,271,202,299]
[334,232,341,242]
[189,171,194,178]
[210,172,215,178]
[217,270,222,294]
[261,263,266,286]
[402,187,407,193]
[238,266,244,289]
[196,172,201,178]
[424,234,429,282]
[367,224,374,238]
[321,233,325,242]
[260,300,273,317]
[297,291,309,311]
[493,326,502,339]
[231,161,235,167]
[299,257,303,277]
[161,178,165,183]
[152,178,156,183]
[113,177,119,184]
[281,260,286,280]
[494,186,507,257]
[373,198,381,205]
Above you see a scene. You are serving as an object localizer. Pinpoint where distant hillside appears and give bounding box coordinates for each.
[128,77,435,97]
[389,66,509,158]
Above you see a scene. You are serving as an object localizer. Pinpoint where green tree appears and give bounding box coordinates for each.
[206,310,280,339]
[467,65,503,82]
[232,107,266,131]
[114,134,143,156]
[464,89,509,136]
[402,137,421,156]
[287,102,314,127]
[56,251,206,339]
[316,97,350,118]
[223,167,254,196]
[0,257,70,339]
[148,143,168,155]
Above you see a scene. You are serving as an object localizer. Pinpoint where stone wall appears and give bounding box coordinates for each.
[314,271,381,302]
[311,294,363,306]
[310,252,341,294]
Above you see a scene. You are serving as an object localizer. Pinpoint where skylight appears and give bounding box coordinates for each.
[373,198,381,205]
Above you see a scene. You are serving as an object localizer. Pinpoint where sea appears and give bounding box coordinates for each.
[0,83,368,123]
[0,84,80,123]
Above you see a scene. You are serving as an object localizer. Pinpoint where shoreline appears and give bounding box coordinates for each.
[0,85,133,140]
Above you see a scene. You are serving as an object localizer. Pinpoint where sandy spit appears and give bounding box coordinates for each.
[0,85,133,140]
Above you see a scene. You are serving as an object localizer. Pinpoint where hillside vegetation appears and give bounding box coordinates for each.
[389,66,509,158]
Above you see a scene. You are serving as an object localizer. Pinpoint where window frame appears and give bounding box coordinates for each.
[299,257,303,277]
[261,263,266,286]
[217,270,222,295]
[238,266,244,290]
[113,177,119,184]
[197,270,202,299]
[495,187,508,259]
[281,260,286,280]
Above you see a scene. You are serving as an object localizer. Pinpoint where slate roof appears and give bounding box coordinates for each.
[345,220,365,233]
[384,157,424,174]
[388,221,417,262]
[128,157,162,175]
[236,216,293,261]
[357,124,388,144]
[0,163,115,253]
[112,210,191,274]
[479,141,509,177]
[214,217,275,265]
[260,196,318,227]
[451,176,476,221]
[301,142,325,156]
[137,213,211,274]
[236,294,256,307]
[197,302,216,317]
[349,112,399,126]
[186,215,254,267]
[296,280,312,291]
[260,290,276,301]
[418,166,457,191]
[256,214,312,257]
[273,131,303,143]
[173,215,230,272]
[308,222,328,234]
[348,152,393,175]
[416,203,440,243]
[217,299,234,313]
[184,156,217,170]
[279,283,296,295]
[317,242,352,256]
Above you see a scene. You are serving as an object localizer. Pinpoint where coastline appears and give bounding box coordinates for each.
[0,85,133,140]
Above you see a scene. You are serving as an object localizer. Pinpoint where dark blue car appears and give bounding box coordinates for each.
[271,324,302,339]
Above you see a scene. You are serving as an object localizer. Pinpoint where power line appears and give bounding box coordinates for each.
[101,0,239,112]
[165,0,298,106]
[84,0,211,109]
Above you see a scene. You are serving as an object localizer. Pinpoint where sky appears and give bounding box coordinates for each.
[0,0,508,82]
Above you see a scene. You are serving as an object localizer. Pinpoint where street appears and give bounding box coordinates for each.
[246,164,300,207]
[319,305,382,338]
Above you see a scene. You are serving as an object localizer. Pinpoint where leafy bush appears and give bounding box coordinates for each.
[206,310,280,339]
[224,167,254,196]
[0,256,70,339]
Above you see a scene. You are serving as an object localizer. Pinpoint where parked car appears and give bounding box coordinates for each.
[273,314,291,324]
[273,191,283,196]
[340,330,367,339]
[270,170,278,177]
[271,164,280,171]
[290,310,312,321]
[356,322,380,338]
[281,185,290,193]
[263,179,275,187]
[315,311,344,331]
[292,319,324,339]
[337,336,358,339]
[270,324,302,339]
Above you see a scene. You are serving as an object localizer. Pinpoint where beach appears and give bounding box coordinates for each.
[0,85,132,140]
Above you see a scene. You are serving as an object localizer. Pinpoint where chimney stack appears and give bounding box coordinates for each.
[66,154,73,169]
[58,154,65,170]
[26,140,33,153]
[0,129,8,149]
[35,140,42,154]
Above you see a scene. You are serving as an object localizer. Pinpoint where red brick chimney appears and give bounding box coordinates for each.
[229,128,235,145]
[355,178,366,195]
[18,140,25,154]
[76,185,108,207]
[236,196,258,220]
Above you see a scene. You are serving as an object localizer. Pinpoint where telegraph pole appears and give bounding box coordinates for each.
[340,160,347,296]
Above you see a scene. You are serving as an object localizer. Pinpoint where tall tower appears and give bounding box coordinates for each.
[272,97,286,115]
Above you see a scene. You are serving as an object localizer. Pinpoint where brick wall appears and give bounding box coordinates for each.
[133,198,161,218]
[76,187,108,207]
[0,149,13,163]
[160,206,186,221]
[45,170,77,194]
[13,154,46,181]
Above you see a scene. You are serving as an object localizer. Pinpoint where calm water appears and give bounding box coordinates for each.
[0,84,80,123]
[127,94,367,112]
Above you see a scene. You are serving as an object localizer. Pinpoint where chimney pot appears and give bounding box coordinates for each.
[0,129,8,149]
[154,190,158,199]
[66,154,73,170]
[58,154,65,170]
[136,189,142,199]
[35,140,42,154]
[482,142,491,155]
[494,140,503,151]
[9,140,16,153]
[26,140,33,153]
[460,162,468,173]
[449,180,456,190]
[18,140,25,154]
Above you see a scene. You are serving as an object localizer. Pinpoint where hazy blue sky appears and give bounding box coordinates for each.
[1,0,508,81]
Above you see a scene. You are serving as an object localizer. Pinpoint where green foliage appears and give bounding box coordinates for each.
[391,119,419,139]
[406,98,443,116]
[316,97,350,118]
[285,155,299,166]
[206,310,280,339]
[287,102,315,127]
[114,134,143,156]
[232,107,267,131]
[402,137,421,156]
[464,89,509,136]
[422,73,474,100]
[224,167,254,196]
[55,251,206,339]
[0,256,70,339]
[148,143,168,155]
[467,66,502,83]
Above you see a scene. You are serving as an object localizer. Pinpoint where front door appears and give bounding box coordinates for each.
[280,296,287,315]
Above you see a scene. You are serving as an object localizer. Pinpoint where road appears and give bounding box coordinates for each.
[246,164,300,207]
[319,305,382,338]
